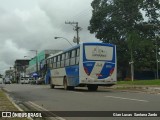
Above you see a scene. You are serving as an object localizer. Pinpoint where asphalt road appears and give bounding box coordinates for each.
[1,84,160,120]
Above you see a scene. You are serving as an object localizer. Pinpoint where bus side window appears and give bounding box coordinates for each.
[61,54,65,67]
[49,58,53,68]
[76,48,80,64]
[70,50,76,65]
[57,55,61,68]
[53,57,57,69]
[65,52,70,66]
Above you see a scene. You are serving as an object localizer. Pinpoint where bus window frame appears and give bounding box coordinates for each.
[61,54,65,67]
[57,55,61,68]
[65,52,70,66]
[53,56,57,69]
[70,49,76,65]
[76,48,80,65]
[49,58,53,68]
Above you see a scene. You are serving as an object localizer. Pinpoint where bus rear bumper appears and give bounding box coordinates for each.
[79,81,116,87]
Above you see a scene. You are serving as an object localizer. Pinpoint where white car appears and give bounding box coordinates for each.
[20,77,32,84]
[28,78,34,84]
[20,77,25,84]
[0,78,3,84]
[4,77,11,84]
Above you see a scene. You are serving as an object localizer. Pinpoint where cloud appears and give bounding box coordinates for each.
[0,0,98,74]
[38,0,96,41]
[0,39,28,72]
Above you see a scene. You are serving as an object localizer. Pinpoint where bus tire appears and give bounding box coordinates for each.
[50,84,55,89]
[49,77,54,89]
[68,86,75,90]
[87,85,98,91]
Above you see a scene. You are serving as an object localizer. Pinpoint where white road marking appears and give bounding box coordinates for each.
[67,91,84,94]
[28,101,66,120]
[28,101,48,111]
[105,96,149,102]
[4,94,33,120]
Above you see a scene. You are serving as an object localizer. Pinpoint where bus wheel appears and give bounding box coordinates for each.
[87,85,98,91]
[68,86,74,90]
[50,84,55,89]
[50,80,55,89]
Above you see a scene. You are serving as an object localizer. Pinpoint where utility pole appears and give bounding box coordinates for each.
[65,21,81,44]
[156,37,159,79]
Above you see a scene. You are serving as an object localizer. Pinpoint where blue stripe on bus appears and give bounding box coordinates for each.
[83,62,115,79]
[45,69,51,84]
[83,62,95,75]
[65,65,79,86]
[83,42,115,47]
[98,63,115,79]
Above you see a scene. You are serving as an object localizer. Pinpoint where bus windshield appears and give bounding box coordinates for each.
[84,45,114,61]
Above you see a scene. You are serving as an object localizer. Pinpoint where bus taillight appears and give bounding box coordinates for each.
[84,67,89,75]
[110,68,114,76]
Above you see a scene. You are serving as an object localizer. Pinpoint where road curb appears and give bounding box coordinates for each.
[25,101,66,120]
[99,85,160,94]
[1,87,65,120]
[111,85,160,94]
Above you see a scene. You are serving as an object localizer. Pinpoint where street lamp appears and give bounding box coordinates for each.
[30,50,38,74]
[24,56,31,59]
[54,37,73,46]
[24,56,29,58]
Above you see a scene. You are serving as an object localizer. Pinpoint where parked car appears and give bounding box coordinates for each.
[36,77,45,85]
[20,77,30,84]
[4,77,11,84]
[0,78,3,84]
[20,77,24,84]
[28,77,35,84]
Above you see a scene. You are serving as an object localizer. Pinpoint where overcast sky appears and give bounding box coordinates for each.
[0,0,99,74]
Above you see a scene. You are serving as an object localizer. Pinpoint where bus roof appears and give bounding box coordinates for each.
[82,42,115,47]
[63,44,80,52]
[46,51,63,59]
[63,42,115,52]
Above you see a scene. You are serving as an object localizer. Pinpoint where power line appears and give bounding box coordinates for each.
[51,7,91,44]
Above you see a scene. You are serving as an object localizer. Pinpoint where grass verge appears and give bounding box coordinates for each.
[117,79,160,85]
[0,89,29,120]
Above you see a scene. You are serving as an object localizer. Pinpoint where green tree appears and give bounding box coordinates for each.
[88,0,160,79]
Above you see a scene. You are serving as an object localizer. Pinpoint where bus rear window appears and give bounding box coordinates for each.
[84,45,113,61]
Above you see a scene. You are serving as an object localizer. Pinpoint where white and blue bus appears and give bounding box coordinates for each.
[46,42,117,91]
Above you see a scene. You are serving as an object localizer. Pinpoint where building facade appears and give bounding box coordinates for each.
[14,59,30,83]
[26,50,61,78]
